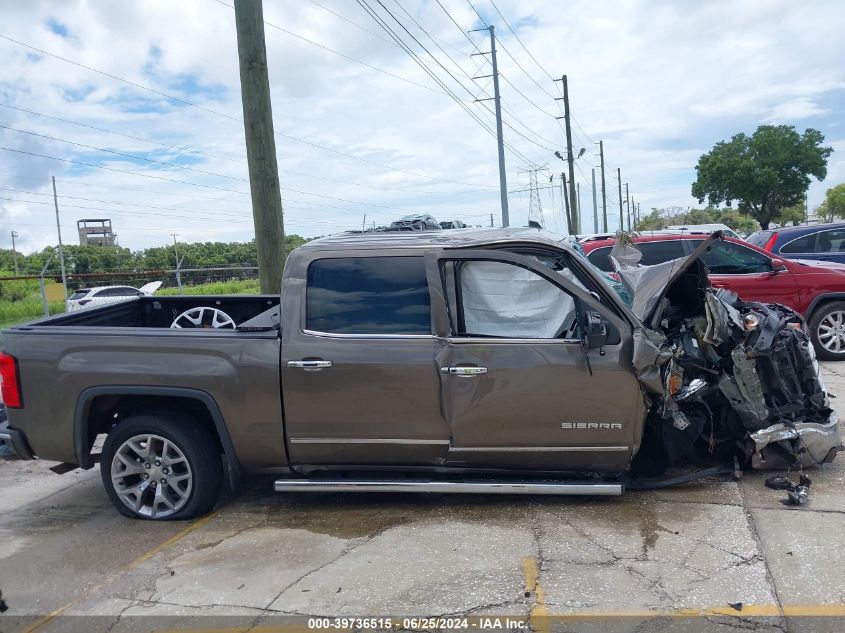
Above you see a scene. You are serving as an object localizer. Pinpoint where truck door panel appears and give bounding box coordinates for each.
[281,254,449,466]
[436,251,644,472]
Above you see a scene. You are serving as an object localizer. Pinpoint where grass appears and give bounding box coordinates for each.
[0,279,260,329]
[156,279,260,296]
[0,296,66,329]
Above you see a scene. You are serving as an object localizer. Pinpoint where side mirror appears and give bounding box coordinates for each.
[584,310,608,350]
[770,258,787,272]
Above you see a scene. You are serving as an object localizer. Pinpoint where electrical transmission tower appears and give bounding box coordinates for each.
[518,165,550,228]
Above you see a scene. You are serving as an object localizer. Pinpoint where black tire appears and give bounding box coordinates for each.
[808,301,845,361]
[100,411,223,520]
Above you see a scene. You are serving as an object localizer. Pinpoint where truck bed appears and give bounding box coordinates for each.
[1,294,286,472]
[13,295,280,330]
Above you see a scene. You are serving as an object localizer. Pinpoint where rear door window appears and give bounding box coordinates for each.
[636,240,688,265]
[306,257,431,334]
[814,229,845,253]
[781,232,820,254]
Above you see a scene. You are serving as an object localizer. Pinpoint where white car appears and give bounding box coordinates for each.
[66,281,162,312]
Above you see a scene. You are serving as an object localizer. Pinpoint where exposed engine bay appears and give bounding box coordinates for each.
[610,234,842,473]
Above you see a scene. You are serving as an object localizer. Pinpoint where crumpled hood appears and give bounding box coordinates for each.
[613,232,722,327]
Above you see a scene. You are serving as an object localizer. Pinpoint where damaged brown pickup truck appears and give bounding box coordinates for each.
[0,229,840,520]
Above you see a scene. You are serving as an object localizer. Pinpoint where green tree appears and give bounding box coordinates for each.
[691,125,832,229]
[776,203,806,226]
[635,208,665,231]
[711,209,758,234]
[822,183,845,221]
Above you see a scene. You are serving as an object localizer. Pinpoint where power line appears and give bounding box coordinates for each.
[211,0,448,96]
[0,102,246,165]
[381,0,556,154]
[1,113,489,196]
[488,0,555,82]
[0,146,442,215]
[354,0,534,165]
[0,32,496,189]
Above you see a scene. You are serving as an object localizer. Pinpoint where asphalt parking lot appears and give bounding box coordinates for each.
[2,365,845,633]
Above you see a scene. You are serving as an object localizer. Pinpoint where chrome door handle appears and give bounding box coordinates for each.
[441,366,488,376]
[288,360,333,371]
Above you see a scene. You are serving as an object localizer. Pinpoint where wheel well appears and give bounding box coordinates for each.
[84,394,225,465]
[808,296,845,321]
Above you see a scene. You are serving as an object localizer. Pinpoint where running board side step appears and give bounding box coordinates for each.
[273,479,622,496]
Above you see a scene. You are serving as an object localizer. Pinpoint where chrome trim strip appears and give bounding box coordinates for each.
[289,438,450,445]
[274,479,622,496]
[449,445,629,452]
[302,329,434,340]
[446,337,580,344]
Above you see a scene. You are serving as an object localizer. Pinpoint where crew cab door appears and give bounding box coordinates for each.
[435,250,645,472]
[691,240,799,307]
[281,254,450,466]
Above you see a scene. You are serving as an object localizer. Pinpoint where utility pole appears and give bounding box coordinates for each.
[625,183,631,231]
[598,141,607,232]
[554,75,579,234]
[473,26,510,227]
[617,168,624,232]
[234,0,285,294]
[10,231,19,274]
[362,213,367,233]
[490,213,494,227]
[489,26,509,227]
[591,168,599,233]
[171,233,180,264]
[560,173,571,235]
[51,176,67,299]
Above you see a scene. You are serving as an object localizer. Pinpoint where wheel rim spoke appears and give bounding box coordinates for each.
[112,433,192,518]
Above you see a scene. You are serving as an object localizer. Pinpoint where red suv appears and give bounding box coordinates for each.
[581,233,845,360]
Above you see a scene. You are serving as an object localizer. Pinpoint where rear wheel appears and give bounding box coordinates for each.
[100,412,223,520]
[809,301,845,361]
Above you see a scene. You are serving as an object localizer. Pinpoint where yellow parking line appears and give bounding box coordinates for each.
[522,556,548,632]
[22,509,221,633]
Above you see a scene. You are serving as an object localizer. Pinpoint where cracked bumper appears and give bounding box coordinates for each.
[0,420,35,460]
[749,411,843,470]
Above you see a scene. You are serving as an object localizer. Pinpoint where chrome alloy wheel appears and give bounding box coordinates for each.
[817,310,845,353]
[111,434,193,518]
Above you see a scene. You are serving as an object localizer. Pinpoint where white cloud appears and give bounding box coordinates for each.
[1,0,843,251]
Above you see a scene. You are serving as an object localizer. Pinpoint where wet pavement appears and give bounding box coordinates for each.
[1,365,844,632]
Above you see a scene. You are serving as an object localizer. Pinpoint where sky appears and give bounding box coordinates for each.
[0,0,843,254]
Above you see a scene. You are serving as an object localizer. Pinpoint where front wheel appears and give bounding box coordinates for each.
[100,412,223,520]
[809,301,845,361]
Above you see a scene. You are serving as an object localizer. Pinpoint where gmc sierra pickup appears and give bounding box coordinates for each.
[0,229,840,520]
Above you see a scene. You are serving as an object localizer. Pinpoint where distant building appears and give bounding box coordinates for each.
[78,219,117,247]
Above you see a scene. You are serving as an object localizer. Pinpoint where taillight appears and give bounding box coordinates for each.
[0,353,22,408]
[762,232,779,252]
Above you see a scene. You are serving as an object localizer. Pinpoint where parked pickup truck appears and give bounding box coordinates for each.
[0,229,840,520]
